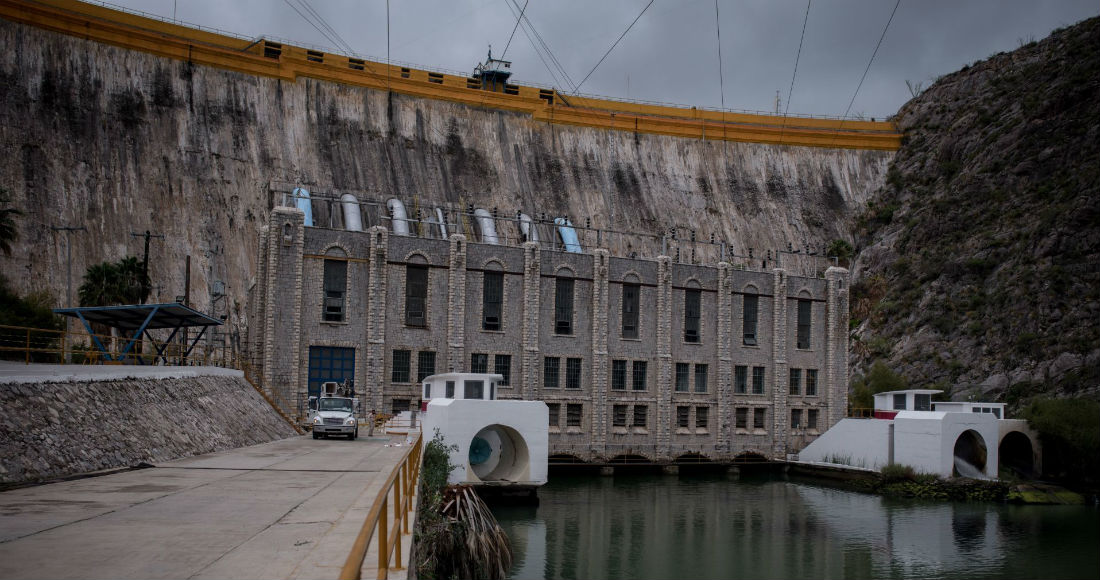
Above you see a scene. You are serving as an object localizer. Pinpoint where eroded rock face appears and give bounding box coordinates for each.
[0,19,890,335]
[850,17,1100,405]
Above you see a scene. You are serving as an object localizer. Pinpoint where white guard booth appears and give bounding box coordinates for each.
[420,373,549,486]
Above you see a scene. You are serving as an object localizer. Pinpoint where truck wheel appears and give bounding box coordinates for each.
[312,431,320,440]
[351,428,358,441]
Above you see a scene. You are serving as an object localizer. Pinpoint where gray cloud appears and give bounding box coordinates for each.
[111,0,1096,118]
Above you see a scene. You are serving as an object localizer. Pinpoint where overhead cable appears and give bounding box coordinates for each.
[500,0,528,60]
[842,0,902,120]
[575,0,655,94]
[783,0,813,125]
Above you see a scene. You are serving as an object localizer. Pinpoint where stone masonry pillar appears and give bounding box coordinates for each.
[591,249,610,451]
[262,207,304,417]
[656,255,673,458]
[825,266,850,429]
[770,267,789,458]
[716,262,733,454]
[521,242,540,399]
[447,234,468,375]
[365,226,389,412]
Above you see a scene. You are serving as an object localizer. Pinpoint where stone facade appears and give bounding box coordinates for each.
[251,209,850,462]
[0,371,298,485]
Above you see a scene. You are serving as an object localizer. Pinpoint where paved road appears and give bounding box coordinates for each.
[0,433,413,579]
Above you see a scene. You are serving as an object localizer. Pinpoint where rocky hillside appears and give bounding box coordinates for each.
[851,17,1100,406]
[0,17,890,333]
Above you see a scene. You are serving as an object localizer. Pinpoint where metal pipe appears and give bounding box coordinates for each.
[518,212,538,243]
[340,194,363,232]
[386,198,409,236]
[473,208,499,244]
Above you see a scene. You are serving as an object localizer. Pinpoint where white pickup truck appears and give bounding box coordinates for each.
[307,381,360,440]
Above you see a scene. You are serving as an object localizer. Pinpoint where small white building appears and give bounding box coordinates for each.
[420,373,549,487]
[799,389,1040,479]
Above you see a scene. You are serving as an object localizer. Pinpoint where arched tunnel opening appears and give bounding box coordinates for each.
[999,431,1035,479]
[468,424,530,482]
[953,429,988,478]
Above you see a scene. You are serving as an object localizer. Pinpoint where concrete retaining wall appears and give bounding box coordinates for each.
[0,365,299,485]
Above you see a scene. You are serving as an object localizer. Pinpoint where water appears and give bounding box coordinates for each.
[491,473,1099,580]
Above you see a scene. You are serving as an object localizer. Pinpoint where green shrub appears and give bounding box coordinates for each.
[1021,398,1100,483]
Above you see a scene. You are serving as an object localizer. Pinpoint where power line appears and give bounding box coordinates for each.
[842,0,902,120]
[714,0,725,112]
[298,0,354,54]
[500,0,528,61]
[575,0,655,94]
[783,0,813,125]
[505,0,576,92]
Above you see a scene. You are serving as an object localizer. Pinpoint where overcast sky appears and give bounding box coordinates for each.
[106,0,1097,119]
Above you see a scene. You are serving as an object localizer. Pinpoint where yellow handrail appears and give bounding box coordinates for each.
[340,432,424,580]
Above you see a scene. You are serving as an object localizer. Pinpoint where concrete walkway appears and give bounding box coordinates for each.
[0,433,417,579]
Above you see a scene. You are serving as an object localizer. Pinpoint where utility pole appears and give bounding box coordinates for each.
[130,230,164,304]
[52,224,86,363]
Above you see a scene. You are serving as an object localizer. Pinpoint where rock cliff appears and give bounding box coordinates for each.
[851,17,1100,406]
[0,17,890,338]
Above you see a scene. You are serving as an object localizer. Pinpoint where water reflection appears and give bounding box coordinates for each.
[492,475,1098,580]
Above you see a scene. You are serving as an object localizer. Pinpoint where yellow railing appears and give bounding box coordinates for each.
[340,431,424,580]
[0,323,239,367]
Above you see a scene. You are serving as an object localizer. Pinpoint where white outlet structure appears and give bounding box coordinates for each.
[420,373,549,486]
[798,389,1040,479]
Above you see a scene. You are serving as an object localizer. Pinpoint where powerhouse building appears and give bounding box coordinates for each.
[249,203,851,461]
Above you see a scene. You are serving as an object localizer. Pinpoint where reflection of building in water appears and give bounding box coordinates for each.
[793,485,1004,577]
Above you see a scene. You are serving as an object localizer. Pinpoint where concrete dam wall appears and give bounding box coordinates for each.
[0,365,298,485]
[0,15,892,329]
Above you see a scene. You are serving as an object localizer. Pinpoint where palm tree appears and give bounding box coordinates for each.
[78,261,123,307]
[116,256,150,304]
[0,187,22,257]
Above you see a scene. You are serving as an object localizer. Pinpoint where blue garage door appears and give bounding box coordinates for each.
[308,346,355,398]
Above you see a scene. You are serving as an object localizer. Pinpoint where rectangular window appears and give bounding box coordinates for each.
[677,405,690,428]
[675,362,690,392]
[743,294,758,346]
[893,393,907,410]
[753,407,766,429]
[494,354,511,385]
[696,406,708,429]
[566,403,582,427]
[614,404,628,427]
[684,289,701,343]
[471,353,488,374]
[789,368,802,396]
[797,299,812,349]
[464,380,484,399]
[694,364,708,393]
[322,259,347,322]
[417,351,436,383]
[735,407,748,429]
[914,393,932,411]
[611,360,627,390]
[735,365,748,394]
[543,357,560,389]
[565,358,582,389]
[405,265,428,327]
[806,369,818,396]
[391,350,411,383]
[622,283,639,338]
[633,405,647,428]
[555,277,574,335]
[483,272,503,330]
[445,381,455,398]
[807,409,819,430]
[632,361,648,391]
[752,366,765,394]
[548,403,560,427]
[791,409,803,429]
[392,399,410,414]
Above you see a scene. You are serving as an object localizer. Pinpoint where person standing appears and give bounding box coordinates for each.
[367,409,376,437]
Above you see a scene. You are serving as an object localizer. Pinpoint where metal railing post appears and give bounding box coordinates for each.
[377,498,389,580]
